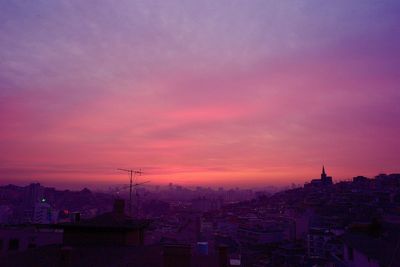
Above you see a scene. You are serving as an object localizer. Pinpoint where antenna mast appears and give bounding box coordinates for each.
[117,168,143,216]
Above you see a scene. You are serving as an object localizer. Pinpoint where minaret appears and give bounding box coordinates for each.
[321,165,327,180]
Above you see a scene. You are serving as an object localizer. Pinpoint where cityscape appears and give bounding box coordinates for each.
[1,0,400,267]
[1,168,400,266]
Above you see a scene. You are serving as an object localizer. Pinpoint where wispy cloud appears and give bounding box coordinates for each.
[0,0,399,188]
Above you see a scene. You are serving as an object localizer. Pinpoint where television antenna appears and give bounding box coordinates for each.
[117,168,149,216]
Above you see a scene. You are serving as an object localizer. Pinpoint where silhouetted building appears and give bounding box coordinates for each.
[24,183,44,207]
[61,199,149,246]
[33,201,58,224]
[23,183,45,223]
[238,225,284,245]
[339,223,400,267]
[0,225,62,256]
[306,228,335,259]
[305,166,333,187]
[320,166,333,185]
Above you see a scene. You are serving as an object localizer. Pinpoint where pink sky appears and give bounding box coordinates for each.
[0,1,400,189]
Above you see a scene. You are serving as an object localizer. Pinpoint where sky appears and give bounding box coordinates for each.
[1,0,400,189]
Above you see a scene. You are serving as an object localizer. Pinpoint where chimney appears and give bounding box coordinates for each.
[113,199,125,215]
[218,245,228,267]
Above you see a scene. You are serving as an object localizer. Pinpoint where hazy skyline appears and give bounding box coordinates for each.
[1,1,400,188]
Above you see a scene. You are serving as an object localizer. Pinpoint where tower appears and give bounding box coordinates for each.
[321,166,327,180]
[320,165,332,185]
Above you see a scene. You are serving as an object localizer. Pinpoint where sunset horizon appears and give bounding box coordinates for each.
[1,2,400,266]
[0,164,396,191]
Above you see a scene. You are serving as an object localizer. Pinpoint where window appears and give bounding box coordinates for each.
[8,239,19,251]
